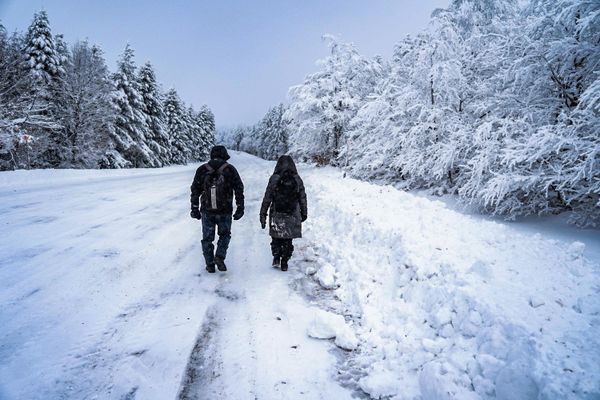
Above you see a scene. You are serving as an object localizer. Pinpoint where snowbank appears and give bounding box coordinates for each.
[298,165,600,400]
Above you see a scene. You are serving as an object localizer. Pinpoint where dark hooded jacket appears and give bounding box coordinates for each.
[260,155,307,239]
[190,146,244,214]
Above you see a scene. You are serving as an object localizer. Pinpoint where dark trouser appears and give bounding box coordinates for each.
[201,212,232,265]
[271,238,294,260]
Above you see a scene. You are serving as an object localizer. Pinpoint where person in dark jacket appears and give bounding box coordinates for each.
[190,145,244,273]
[259,155,307,271]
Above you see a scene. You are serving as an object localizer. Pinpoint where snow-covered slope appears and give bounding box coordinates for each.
[1,151,598,400]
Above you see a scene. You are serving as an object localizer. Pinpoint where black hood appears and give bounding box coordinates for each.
[274,155,297,175]
[210,145,230,161]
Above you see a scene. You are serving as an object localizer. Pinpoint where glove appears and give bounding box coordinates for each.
[260,214,266,229]
[301,214,307,223]
[190,208,201,220]
[233,207,244,220]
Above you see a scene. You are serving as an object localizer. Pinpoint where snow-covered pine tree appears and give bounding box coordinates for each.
[225,126,249,152]
[21,10,67,168]
[0,28,41,170]
[53,34,69,75]
[216,125,252,153]
[44,33,75,166]
[198,104,216,158]
[185,106,203,161]
[138,62,169,166]
[163,88,188,164]
[110,44,155,168]
[24,11,63,83]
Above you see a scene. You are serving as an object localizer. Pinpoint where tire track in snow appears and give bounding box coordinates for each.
[177,306,225,400]
[177,276,251,400]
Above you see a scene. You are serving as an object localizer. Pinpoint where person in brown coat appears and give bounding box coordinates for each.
[259,155,307,271]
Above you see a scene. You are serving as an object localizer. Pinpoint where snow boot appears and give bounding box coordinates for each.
[215,256,227,272]
[206,263,216,273]
[280,257,289,272]
[272,256,281,268]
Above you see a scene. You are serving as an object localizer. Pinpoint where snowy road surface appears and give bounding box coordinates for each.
[1,152,599,399]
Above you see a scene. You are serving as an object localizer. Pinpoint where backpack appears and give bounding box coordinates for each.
[273,171,299,213]
[202,163,229,211]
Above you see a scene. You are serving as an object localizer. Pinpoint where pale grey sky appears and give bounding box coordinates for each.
[0,0,450,127]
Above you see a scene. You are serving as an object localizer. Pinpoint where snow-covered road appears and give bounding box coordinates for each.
[0,153,353,399]
[1,151,599,400]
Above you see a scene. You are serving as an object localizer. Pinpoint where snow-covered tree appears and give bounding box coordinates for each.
[191,106,215,160]
[20,10,68,167]
[285,35,385,165]
[24,11,63,83]
[55,41,117,167]
[254,103,288,160]
[217,125,252,152]
[163,88,188,164]
[198,104,216,153]
[185,106,202,161]
[469,0,600,225]
[138,62,169,166]
[110,44,154,167]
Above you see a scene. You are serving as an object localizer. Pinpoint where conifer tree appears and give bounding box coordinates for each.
[198,104,216,156]
[24,11,63,83]
[138,62,169,166]
[22,10,65,167]
[111,44,154,167]
[163,88,187,164]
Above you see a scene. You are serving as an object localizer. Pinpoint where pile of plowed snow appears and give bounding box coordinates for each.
[296,165,600,400]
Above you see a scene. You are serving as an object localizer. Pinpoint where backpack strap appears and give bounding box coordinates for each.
[205,164,214,173]
[217,162,229,174]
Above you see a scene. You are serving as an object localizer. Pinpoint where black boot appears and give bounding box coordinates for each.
[280,257,289,271]
[206,263,216,273]
[215,256,227,272]
[272,255,281,268]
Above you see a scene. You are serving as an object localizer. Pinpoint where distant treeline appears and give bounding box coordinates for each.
[0,11,215,171]
[222,0,600,226]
